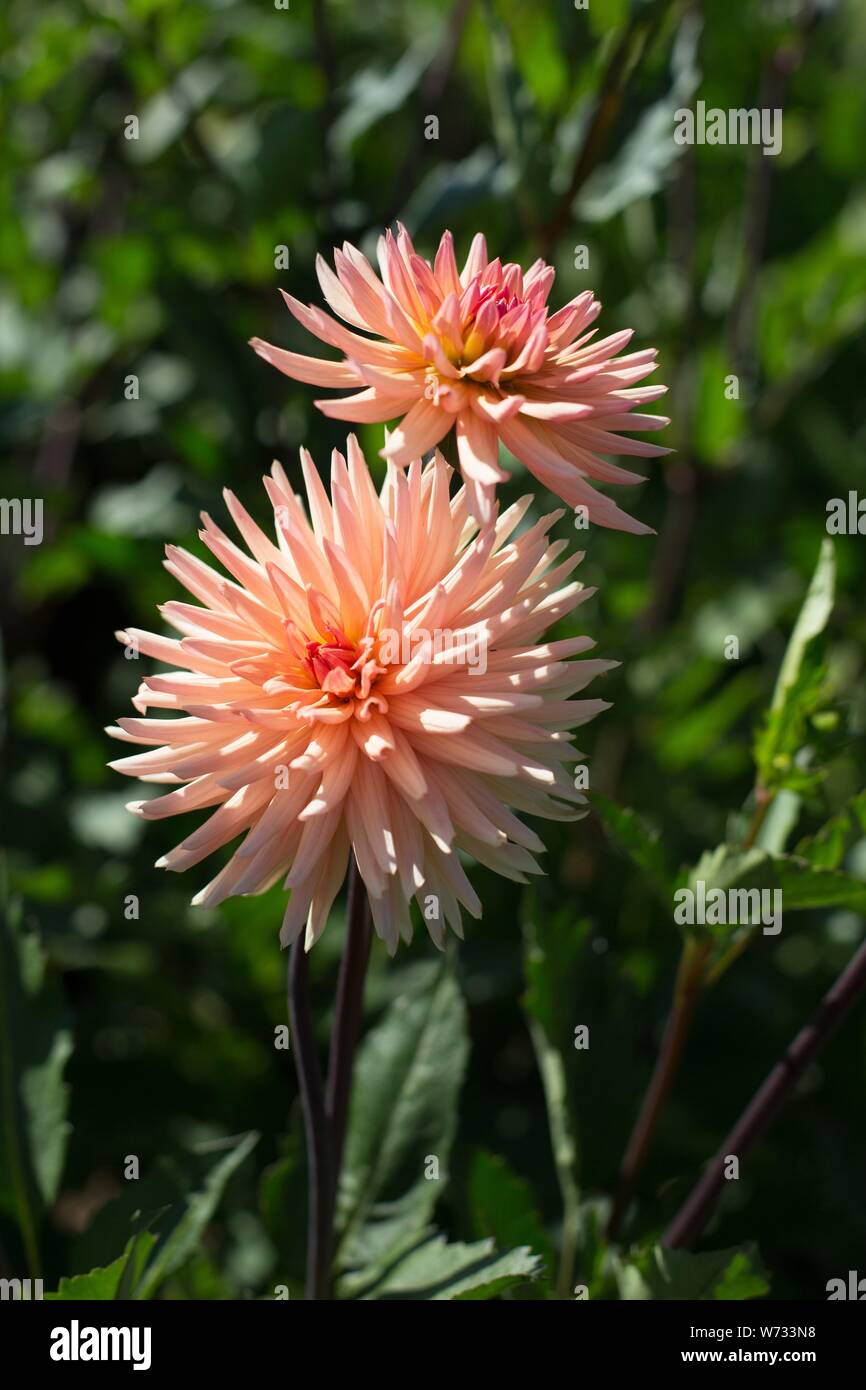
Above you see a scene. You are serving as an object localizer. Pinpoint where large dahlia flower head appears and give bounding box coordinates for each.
[108,440,614,952]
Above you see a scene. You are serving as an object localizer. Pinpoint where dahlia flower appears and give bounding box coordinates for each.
[107,439,613,952]
[250,227,668,529]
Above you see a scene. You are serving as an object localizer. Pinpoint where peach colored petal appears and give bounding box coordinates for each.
[109,440,613,950]
[251,231,666,527]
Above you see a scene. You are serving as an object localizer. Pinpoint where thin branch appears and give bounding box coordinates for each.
[288,938,333,1300]
[606,936,710,1241]
[664,935,866,1248]
[605,780,777,1244]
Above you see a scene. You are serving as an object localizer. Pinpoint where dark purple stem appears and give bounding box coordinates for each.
[288,937,333,1299]
[326,858,373,1191]
[664,937,866,1248]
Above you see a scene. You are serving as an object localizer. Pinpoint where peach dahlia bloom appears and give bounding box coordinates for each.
[250,227,668,530]
[107,439,613,952]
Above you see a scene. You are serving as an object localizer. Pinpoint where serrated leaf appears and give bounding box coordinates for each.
[683,843,866,934]
[73,1132,259,1299]
[137,1131,259,1298]
[468,1150,554,1286]
[754,541,836,792]
[592,793,673,900]
[795,790,866,869]
[336,964,468,1271]
[617,1243,769,1301]
[45,1232,156,1301]
[353,1231,543,1301]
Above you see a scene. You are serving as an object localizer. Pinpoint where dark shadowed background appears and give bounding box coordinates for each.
[1,0,865,1300]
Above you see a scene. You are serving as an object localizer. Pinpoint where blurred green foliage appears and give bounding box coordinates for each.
[1,0,866,1299]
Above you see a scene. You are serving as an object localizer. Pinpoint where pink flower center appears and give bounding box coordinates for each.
[476,283,520,319]
[304,633,359,697]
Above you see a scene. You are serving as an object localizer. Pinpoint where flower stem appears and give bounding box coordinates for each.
[664,935,866,1249]
[326,858,373,1195]
[288,937,333,1300]
[606,935,711,1242]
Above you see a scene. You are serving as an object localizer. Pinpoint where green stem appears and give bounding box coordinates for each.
[529,1019,581,1299]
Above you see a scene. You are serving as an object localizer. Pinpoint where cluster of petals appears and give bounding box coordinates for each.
[108,439,613,951]
[250,226,668,529]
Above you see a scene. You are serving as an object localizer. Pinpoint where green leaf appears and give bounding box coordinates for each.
[753,788,802,855]
[258,1133,306,1292]
[331,38,438,156]
[336,963,469,1272]
[352,1231,543,1301]
[576,10,701,222]
[523,906,585,1298]
[758,204,866,383]
[482,0,543,212]
[0,886,73,1273]
[617,1243,769,1301]
[73,1132,259,1299]
[137,1131,259,1298]
[523,904,590,1050]
[795,791,866,869]
[682,843,866,936]
[754,541,836,792]
[128,60,223,164]
[592,793,673,900]
[770,539,837,709]
[45,1232,156,1301]
[693,345,747,463]
[400,147,511,236]
[468,1151,554,1287]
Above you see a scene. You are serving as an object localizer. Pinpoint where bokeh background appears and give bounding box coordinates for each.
[2,0,866,1300]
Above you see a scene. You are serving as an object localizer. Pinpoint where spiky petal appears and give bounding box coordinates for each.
[108,439,613,953]
[250,227,669,529]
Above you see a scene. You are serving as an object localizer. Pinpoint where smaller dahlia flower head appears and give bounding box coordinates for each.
[250,226,669,530]
[107,438,614,953]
